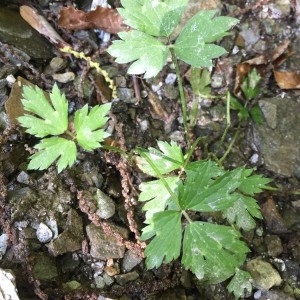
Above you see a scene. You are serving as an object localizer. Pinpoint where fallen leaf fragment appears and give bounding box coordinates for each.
[273,71,300,89]
[58,6,126,34]
[20,5,69,48]
[234,40,291,97]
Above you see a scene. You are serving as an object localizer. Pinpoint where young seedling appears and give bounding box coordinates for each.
[136,141,270,292]
[17,1,271,298]
[107,0,239,145]
[231,67,264,124]
[18,83,111,173]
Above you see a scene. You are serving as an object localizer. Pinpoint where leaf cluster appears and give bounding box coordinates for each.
[18,84,111,173]
[136,141,271,286]
[107,0,238,78]
[231,68,264,124]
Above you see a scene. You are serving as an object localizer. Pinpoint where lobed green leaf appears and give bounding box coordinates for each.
[107,31,169,78]
[239,169,271,196]
[74,103,111,151]
[180,163,243,212]
[223,196,262,231]
[241,67,261,100]
[118,0,188,37]
[174,10,238,67]
[227,269,252,299]
[182,222,249,284]
[136,141,184,177]
[139,176,181,223]
[18,83,68,137]
[141,210,182,269]
[28,137,77,173]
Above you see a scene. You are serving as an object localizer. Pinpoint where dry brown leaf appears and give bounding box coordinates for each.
[234,40,291,97]
[58,6,126,34]
[273,71,300,89]
[20,5,69,48]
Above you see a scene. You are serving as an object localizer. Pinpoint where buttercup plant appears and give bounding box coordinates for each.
[17,1,271,298]
[107,0,239,144]
[107,1,270,298]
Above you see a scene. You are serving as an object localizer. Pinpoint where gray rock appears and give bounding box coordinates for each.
[102,272,114,286]
[0,268,19,300]
[121,250,143,273]
[86,223,128,260]
[16,171,31,185]
[265,235,283,257]
[52,72,75,83]
[82,188,115,219]
[36,223,53,243]
[0,8,53,59]
[165,73,176,85]
[95,189,116,219]
[62,281,81,290]
[254,289,294,300]
[49,57,67,73]
[32,253,58,281]
[251,98,300,177]
[246,258,282,290]
[117,88,134,103]
[0,234,8,259]
[114,271,139,285]
[94,276,106,289]
[47,209,84,256]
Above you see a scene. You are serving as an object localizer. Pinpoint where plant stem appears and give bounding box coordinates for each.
[169,47,191,148]
[218,127,240,165]
[182,210,193,224]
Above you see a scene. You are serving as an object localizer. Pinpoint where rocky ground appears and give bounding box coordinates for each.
[0,0,300,299]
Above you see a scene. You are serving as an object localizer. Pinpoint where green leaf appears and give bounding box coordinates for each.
[139,176,181,223]
[180,163,243,212]
[190,67,212,96]
[141,210,182,269]
[250,105,264,124]
[223,196,262,231]
[229,95,250,122]
[174,10,238,67]
[118,0,188,37]
[107,31,169,78]
[28,137,77,173]
[74,103,111,151]
[18,83,68,137]
[227,269,252,299]
[136,141,184,177]
[239,169,271,196]
[241,68,261,100]
[182,222,249,284]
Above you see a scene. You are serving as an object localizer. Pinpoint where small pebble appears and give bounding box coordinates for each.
[49,57,67,73]
[165,73,177,85]
[52,72,75,83]
[0,234,8,258]
[36,223,53,243]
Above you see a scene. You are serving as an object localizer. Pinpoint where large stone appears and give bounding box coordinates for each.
[86,223,128,260]
[47,209,84,256]
[0,8,53,59]
[246,258,282,290]
[32,253,58,281]
[0,268,20,300]
[251,98,300,177]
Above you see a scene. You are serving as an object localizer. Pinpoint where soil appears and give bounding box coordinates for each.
[0,0,300,300]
